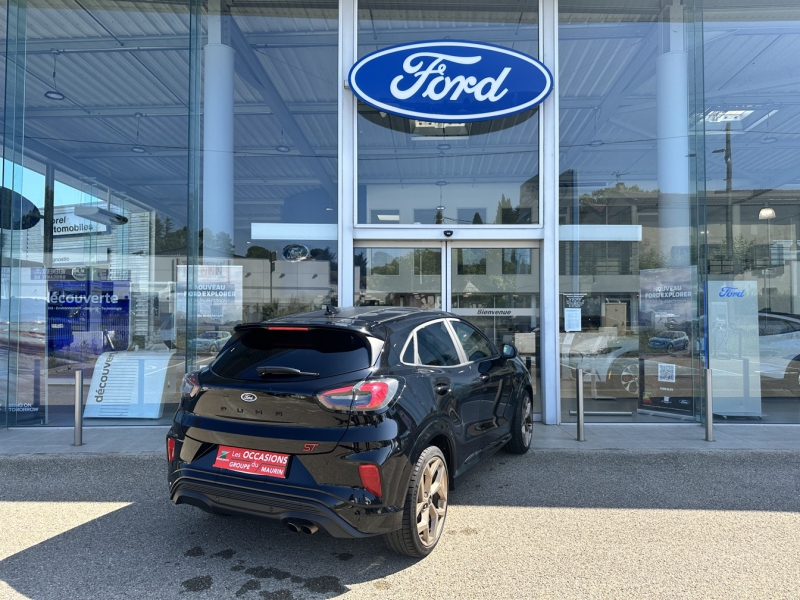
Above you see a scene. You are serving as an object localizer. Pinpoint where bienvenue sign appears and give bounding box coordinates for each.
[348,40,553,123]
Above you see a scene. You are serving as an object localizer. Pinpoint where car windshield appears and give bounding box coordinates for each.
[211,327,371,380]
[199,332,218,339]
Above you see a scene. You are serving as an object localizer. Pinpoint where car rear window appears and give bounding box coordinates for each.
[211,327,371,380]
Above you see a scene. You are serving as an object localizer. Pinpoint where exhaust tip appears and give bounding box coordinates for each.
[284,521,300,533]
[299,523,318,535]
[283,518,319,535]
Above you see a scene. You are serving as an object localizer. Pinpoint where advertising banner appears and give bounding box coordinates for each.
[83,350,174,419]
[45,267,130,354]
[707,280,761,416]
[638,267,697,416]
[176,262,242,323]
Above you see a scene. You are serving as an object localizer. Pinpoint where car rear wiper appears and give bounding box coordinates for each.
[257,366,319,378]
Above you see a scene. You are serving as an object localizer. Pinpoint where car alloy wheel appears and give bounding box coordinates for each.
[667,343,674,353]
[209,344,217,353]
[417,454,447,547]
[384,445,448,557]
[620,363,639,394]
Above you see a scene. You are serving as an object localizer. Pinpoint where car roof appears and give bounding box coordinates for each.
[237,307,454,336]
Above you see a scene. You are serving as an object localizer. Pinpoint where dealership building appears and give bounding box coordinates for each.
[1,0,799,430]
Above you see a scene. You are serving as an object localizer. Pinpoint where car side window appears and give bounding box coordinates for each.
[401,336,416,364]
[450,320,496,362]
[416,322,460,367]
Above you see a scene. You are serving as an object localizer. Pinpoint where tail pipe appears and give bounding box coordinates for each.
[283,518,318,535]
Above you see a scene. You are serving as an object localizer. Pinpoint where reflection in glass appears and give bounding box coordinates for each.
[355,247,441,308]
[558,0,704,423]
[357,0,539,226]
[701,2,800,422]
[449,247,541,413]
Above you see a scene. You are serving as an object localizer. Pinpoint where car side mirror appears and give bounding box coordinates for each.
[501,344,517,359]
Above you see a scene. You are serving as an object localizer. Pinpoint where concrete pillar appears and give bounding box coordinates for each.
[202,2,235,253]
[657,4,691,267]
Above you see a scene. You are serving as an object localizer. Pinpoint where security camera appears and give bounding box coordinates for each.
[443,230,454,237]
[74,206,129,227]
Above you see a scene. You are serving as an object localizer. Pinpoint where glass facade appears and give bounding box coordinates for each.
[557,0,705,423]
[356,0,540,226]
[1,0,800,430]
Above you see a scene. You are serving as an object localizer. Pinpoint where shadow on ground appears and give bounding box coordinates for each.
[0,449,798,599]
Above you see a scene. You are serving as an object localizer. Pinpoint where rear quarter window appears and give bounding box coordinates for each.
[211,328,371,380]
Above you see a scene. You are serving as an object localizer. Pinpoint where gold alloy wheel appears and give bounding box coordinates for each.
[522,395,533,446]
[416,455,448,547]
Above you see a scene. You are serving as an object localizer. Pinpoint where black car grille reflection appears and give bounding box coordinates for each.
[174,480,324,515]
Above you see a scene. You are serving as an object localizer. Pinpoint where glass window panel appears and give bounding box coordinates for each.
[702,1,800,422]
[457,249,487,275]
[451,320,496,362]
[357,0,539,226]
[558,0,704,423]
[417,322,460,366]
[354,247,441,308]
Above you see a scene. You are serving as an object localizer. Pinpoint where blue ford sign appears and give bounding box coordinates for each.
[348,40,552,123]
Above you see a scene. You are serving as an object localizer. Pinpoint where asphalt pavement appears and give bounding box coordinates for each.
[1,446,799,600]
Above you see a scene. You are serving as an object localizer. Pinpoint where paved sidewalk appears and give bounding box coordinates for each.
[0,422,797,454]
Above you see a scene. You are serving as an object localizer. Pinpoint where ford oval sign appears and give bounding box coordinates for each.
[241,393,257,403]
[348,40,552,123]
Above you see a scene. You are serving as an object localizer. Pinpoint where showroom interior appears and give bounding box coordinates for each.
[1,0,800,429]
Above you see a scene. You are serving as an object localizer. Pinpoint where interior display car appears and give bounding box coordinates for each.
[167,307,534,557]
[648,331,690,352]
[757,312,800,388]
[193,330,232,354]
[561,334,641,396]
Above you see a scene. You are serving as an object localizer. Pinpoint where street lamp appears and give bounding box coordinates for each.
[759,205,776,310]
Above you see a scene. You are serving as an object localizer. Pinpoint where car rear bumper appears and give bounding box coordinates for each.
[170,475,379,538]
[168,460,404,538]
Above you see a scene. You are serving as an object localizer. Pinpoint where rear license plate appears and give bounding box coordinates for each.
[213,445,290,478]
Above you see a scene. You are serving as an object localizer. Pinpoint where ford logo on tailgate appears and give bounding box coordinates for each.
[348,40,553,123]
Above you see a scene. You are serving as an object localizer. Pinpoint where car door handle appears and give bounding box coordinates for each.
[479,374,490,383]
[434,383,451,395]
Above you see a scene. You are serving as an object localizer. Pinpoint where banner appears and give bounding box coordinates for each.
[707,280,761,416]
[638,267,697,416]
[83,350,174,419]
[45,267,130,354]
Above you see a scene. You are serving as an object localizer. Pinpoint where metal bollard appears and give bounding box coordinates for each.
[74,370,84,446]
[576,368,585,442]
[705,368,713,442]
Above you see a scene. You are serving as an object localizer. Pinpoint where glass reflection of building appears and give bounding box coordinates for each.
[2,0,800,431]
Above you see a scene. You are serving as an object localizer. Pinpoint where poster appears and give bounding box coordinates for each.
[83,350,174,419]
[707,280,761,416]
[564,308,581,332]
[176,262,242,323]
[638,267,696,416]
[46,267,130,354]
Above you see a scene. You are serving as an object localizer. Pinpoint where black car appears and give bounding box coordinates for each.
[167,307,534,557]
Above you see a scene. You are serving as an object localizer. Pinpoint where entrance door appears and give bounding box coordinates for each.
[353,242,541,413]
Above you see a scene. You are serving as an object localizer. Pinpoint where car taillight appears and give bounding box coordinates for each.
[359,464,382,498]
[180,372,201,399]
[317,378,399,411]
[166,437,176,462]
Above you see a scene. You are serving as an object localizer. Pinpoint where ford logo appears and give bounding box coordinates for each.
[240,393,257,403]
[282,243,310,262]
[348,40,553,123]
[719,286,746,298]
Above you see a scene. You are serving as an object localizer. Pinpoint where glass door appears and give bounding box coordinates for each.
[354,242,541,412]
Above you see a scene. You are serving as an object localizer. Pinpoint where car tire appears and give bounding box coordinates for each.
[667,343,674,353]
[504,391,533,454]
[384,445,448,558]
[209,344,217,354]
